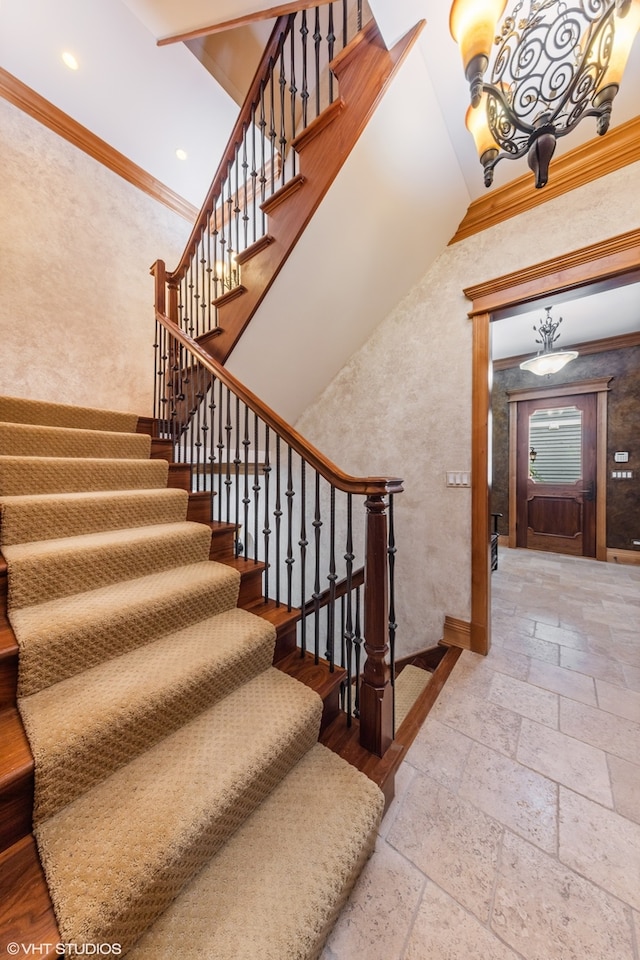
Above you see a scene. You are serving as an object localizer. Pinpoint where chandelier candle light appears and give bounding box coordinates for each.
[519,306,579,374]
[450,0,640,188]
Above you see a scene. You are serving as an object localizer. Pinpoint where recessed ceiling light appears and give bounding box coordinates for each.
[176,149,188,161]
[62,51,79,71]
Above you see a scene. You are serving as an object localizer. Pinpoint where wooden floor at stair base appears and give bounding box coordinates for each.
[126,743,384,960]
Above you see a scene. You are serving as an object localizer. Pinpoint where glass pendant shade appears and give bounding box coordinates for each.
[465,94,500,158]
[604,0,640,87]
[450,0,507,103]
[519,351,579,376]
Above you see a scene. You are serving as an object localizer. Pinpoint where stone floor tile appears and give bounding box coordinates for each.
[528,659,597,706]
[484,644,531,681]
[387,773,503,923]
[559,646,628,686]
[378,759,416,840]
[320,837,425,960]
[502,633,560,665]
[430,690,522,758]
[404,881,521,960]
[403,717,473,792]
[596,678,640,722]
[458,741,557,854]
[608,755,640,825]
[559,787,640,911]
[534,621,588,649]
[560,698,640,766]
[622,662,640,692]
[516,718,612,807]
[513,606,561,628]
[489,672,558,728]
[492,831,636,960]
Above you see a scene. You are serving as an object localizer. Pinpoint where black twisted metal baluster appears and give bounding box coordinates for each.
[342,0,347,47]
[205,224,212,332]
[285,447,295,612]
[343,493,354,714]
[259,80,267,234]
[226,158,236,289]
[352,585,362,722]
[357,0,362,33]
[327,3,335,104]
[241,125,250,252]
[314,7,321,118]
[250,104,258,245]
[278,44,287,188]
[300,10,309,130]
[263,424,272,600]
[211,205,220,305]
[186,264,195,337]
[233,394,241,552]
[312,471,322,663]
[299,459,307,656]
[288,26,297,179]
[274,436,282,605]
[216,380,224,522]
[242,403,251,558]
[224,386,232,524]
[193,353,204,491]
[269,62,277,196]
[208,376,217,519]
[252,412,261,564]
[325,485,337,670]
[194,238,201,338]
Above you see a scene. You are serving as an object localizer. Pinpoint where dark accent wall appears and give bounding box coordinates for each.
[491,345,640,551]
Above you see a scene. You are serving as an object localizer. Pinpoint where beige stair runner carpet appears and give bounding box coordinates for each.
[0,396,384,958]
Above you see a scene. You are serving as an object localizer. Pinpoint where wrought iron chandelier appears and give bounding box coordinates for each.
[450,0,640,188]
[519,306,579,374]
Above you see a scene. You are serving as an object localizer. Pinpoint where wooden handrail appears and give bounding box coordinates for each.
[167,14,295,281]
[151,300,404,498]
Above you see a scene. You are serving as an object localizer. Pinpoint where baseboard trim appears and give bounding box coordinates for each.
[607,548,640,566]
[443,615,472,650]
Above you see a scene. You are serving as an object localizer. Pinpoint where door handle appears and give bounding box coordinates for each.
[581,480,594,501]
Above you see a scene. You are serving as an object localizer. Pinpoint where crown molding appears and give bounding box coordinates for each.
[0,68,198,223]
[450,115,640,246]
[493,329,640,370]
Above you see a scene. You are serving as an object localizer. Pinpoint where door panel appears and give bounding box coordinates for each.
[516,393,597,557]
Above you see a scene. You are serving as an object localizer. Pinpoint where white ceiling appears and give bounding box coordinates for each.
[1,0,639,356]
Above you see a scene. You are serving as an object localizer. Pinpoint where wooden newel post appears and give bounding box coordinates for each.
[150,260,166,317]
[359,494,393,757]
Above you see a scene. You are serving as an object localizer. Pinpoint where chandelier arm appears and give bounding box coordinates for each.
[482,82,536,138]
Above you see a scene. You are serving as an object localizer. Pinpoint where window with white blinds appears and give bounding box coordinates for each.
[529,406,582,483]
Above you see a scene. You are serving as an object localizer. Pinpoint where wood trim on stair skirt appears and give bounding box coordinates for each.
[450,115,640,245]
[0,68,198,224]
[442,615,472,650]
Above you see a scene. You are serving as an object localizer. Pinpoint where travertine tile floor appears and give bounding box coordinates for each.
[321,548,640,960]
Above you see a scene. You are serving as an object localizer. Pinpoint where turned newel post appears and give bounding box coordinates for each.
[359,494,393,757]
[150,260,166,316]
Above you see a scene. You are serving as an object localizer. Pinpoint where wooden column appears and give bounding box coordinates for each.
[359,495,393,757]
[471,312,492,655]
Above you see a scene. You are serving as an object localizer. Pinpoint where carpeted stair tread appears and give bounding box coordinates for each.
[127,743,384,960]
[0,488,189,545]
[0,455,168,496]
[4,521,214,609]
[0,396,139,433]
[11,561,241,696]
[394,664,432,729]
[21,607,277,821]
[36,668,323,954]
[0,421,151,460]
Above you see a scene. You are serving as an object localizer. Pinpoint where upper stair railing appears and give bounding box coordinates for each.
[150,296,402,757]
[162,0,366,350]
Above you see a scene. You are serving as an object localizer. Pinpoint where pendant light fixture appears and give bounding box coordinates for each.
[519,306,578,375]
[450,0,640,188]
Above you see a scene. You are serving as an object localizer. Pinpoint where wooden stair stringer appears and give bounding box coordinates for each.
[207,18,426,364]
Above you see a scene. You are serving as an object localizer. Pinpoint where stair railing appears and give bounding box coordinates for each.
[161,0,366,349]
[151,301,402,757]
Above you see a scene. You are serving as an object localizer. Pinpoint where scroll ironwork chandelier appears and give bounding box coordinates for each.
[450,0,640,188]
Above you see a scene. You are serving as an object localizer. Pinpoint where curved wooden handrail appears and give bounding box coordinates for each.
[154,307,404,497]
[167,14,295,282]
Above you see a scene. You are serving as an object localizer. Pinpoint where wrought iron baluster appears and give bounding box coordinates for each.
[313,7,321,119]
[216,380,224,522]
[274,436,282,605]
[279,44,287,188]
[259,81,267,234]
[242,403,251,558]
[353,585,362,721]
[234,394,241,549]
[388,493,397,732]
[342,0,347,47]
[250,105,258,245]
[241,126,249,252]
[288,27,297,179]
[269,64,277,196]
[224,387,232,524]
[327,3,335,104]
[205,223,212,332]
[253,412,261,564]
[193,353,204,491]
[357,0,362,33]
[344,493,354,715]
[299,459,307,656]
[300,11,309,130]
[263,424,272,600]
[194,237,201,338]
[312,471,322,663]
[326,485,337,670]
[285,447,295,612]
[208,377,217,519]
[186,263,195,337]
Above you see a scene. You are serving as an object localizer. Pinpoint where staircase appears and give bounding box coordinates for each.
[0,396,385,958]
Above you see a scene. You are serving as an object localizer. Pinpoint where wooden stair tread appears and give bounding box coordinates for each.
[276,649,346,732]
[0,709,32,785]
[0,835,59,956]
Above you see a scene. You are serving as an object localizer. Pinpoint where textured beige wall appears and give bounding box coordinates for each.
[0,98,192,417]
[296,162,640,657]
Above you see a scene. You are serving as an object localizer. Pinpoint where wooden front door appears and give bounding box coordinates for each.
[516,393,597,557]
